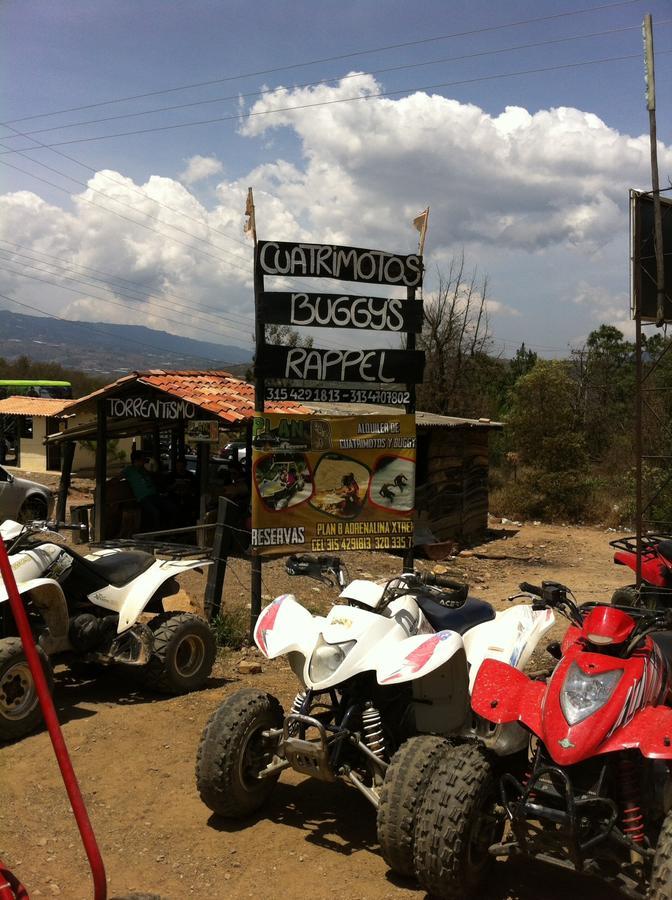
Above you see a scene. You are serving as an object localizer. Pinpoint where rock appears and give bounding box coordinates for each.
[459,550,474,558]
[431,564,449,574]
[238,661,262,675]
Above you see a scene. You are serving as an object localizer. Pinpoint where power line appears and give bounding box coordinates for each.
[0,289,245,367]
[0,155,254,276]
[2,50,668,152]
[0,260,254,344]
[0,240,257,330]
[6,21,661,139]
[0,143,255,273]
[1,0,642,126]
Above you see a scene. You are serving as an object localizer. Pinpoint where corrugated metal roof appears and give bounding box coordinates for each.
[64,370,309,423]
[0,396,73,417]
[302,401,502,428]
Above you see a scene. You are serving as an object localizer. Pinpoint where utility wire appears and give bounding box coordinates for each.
[6,21,662,139]
[0,250,364,353]
[1,0,642,126]
[0,289,243,367]
[0,261,254,344]
[0,242,258,332]
[3,50,668,152]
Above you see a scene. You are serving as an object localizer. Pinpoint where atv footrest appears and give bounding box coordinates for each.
[281,713,336,782]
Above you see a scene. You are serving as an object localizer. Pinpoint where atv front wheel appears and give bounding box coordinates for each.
[0,637,53,741]
[196,688,283,818]
[413,742,503,899]
[650,806,672,899]
[141,612,216,694]
[377,734,450,877]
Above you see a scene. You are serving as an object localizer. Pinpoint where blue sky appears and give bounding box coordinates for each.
[1,0,671,360]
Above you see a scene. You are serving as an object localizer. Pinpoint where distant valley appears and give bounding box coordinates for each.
[0,310,252,377]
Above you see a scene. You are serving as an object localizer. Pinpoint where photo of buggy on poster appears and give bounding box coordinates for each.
[254,452,312,511]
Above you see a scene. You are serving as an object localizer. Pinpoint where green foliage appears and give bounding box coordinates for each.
[0,355,105,398]
[211,606,249,649]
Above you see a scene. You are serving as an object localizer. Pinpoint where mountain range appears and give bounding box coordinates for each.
[0,310,252,376]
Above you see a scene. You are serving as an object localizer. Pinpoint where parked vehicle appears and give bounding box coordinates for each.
[0,465,53,522]
[610,534,672,608]
[413,580,672,899]
[195,560,554,874]
[0,519,216,741]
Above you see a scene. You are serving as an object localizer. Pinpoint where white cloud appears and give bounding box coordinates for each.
[178,155,224,186]
[1,76,670,355]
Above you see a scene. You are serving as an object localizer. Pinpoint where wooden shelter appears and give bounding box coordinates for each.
[47,370,306,540]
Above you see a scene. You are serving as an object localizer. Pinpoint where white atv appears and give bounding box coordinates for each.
[196,558,554,873]
[0,519,216,741]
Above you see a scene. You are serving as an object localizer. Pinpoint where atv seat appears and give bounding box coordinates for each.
[657,541,672,564]
[417,594,495,635]
[85,550,155,587]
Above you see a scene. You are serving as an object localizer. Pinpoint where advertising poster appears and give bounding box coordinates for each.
[251,413,416,555]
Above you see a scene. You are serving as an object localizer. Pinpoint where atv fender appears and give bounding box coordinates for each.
[471,658,545,735]
[5,577,70,654]
[255,594,323,659]
[462,604,555,690]
[376,629,465,685]
[599,706,672,759]
[89,558,212,633]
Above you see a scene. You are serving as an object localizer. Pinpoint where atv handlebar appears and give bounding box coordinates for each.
[519,581,543,597]
[421,572,468,593]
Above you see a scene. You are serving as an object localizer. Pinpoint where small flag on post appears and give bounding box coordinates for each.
[412,207,429,256]
[244,187,257,244]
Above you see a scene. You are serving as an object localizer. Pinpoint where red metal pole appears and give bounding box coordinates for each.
[0,536,107,900]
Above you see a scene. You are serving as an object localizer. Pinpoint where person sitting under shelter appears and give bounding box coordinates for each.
[123,450,175,532]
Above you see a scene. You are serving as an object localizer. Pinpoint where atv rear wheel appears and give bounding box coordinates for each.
[377,734,451,877]
[413,742,502,899]
[0,637,53,741]
[196,688,283,818]
[140,612,215,694]
[650,806,672,899]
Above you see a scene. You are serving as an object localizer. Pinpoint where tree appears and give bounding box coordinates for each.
[505,360,592,520]
[416,254,497,417]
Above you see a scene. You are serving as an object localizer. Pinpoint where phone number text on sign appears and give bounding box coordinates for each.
[265,387,411,406]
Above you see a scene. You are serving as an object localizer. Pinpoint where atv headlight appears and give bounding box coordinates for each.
[308,637,356,682]
[560,662,623,726]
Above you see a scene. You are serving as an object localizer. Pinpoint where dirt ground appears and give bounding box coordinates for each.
[0,480,637,899]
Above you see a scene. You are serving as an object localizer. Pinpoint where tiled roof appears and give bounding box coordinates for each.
[0,396,73,417]
[66,370,309,423]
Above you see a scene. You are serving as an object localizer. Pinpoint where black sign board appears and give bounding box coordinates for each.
[255,346,425,384]
[632,190,672,322]
[258,291,424,333]
[257,240,423,287]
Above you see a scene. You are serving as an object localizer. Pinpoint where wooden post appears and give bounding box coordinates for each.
[251,233,265,635]
[643,14,666,325]
[404,283,418,571]
[93,397,107,541]
[204,497,236,622]
[198,440,210,522]
[55,440,75,524]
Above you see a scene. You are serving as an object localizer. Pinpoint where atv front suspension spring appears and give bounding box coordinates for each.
[362,703,386,759]
[617,753,645,844]
[288,691,307,736]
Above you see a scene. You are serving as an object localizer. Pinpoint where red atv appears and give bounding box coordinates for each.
[610,534,672,608]
[412,581,672,899]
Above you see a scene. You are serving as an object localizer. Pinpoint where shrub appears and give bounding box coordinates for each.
[211,606,249,649]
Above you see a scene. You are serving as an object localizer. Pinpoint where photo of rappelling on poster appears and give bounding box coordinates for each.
[254,453,312,511]
[369,455,415,512]
[309,453,369,520]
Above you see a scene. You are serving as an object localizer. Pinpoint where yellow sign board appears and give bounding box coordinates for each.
[251,413,416,555]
